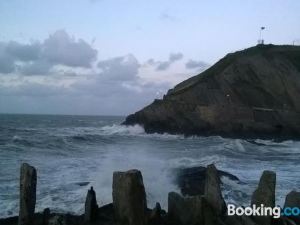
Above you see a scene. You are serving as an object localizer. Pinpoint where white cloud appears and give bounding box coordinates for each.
[0,30,97,75]
[97,54,140,81]
[0,32,209,115]
[43,30,97,68]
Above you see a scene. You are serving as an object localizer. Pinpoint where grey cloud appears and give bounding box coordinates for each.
[97,54,140,81]
[156,61,171,71]
[0,43,15,74]
[146,58,155,65]
[185,59,209,70]
[0,30,98,75]
[6,41,40,61]
[169,52,183,62]
[154,52,183,71]
[20,60,52,76]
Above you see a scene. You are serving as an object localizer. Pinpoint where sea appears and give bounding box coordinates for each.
[0,114,300,218]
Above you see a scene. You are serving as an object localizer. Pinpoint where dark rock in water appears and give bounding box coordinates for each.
[43,208,50,225]
[19,163,37,225]
[84,186,98,222]
[112,169,147,225]
[75,182,90,187]
[284,191,300,224]
[284,190,300,208]
[175,166,239,196]
[123,45,300,139]
[168,192,217,225]
[251,170,276,225]
[169,165,229,224]
[204,164,227,216]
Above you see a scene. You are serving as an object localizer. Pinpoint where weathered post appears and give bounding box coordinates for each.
[251,170,276,225]
[84,186,98,222]
[42,208,50,225]
[18,163,37,225]
[112,169,147,225]
[204,164,227,215]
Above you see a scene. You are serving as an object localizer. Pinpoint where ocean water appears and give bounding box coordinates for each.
[0,114,300,218]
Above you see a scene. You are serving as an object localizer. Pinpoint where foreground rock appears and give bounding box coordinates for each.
[204,164,227,215]
[84,186,98,222]
[112,169,147,225]
[123,45,300,138]
[168,164,229,225]
[168,192,217,225]
[251,170,276,225]
[42,208,50,225]
[19,163,37,225]
[284,191,300,224]
[175,166,239,196]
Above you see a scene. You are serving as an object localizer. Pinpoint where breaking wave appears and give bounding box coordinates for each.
[1,115,300,218]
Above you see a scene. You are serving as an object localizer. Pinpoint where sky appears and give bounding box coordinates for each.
[0,0,299,115]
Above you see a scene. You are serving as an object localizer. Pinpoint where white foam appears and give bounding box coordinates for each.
[91,149,180,210]
[100,124,146,136]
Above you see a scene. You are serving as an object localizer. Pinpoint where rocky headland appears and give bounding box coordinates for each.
[1,163,300,225]
[123,44,300,139]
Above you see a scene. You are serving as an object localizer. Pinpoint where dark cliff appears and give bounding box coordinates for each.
[124,44,300,138]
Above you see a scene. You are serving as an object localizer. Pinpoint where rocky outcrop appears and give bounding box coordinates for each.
[175,166,239,196]
[84,186,98,222]
[18,163,37,225]
[204,164,227,215]
[123,45,300,138]
[112,169,147,225]
[251,170,276,225]
[168,164,228,225]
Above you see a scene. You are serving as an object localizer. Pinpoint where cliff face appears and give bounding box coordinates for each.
[124,45,300,138]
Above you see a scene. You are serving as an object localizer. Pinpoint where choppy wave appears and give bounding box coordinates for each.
[100,124,145,135]
[1,115,300,218]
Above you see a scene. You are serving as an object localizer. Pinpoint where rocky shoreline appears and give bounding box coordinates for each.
[1,163,300,225]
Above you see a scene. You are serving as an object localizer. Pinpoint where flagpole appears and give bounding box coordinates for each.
[259,28,262,42]
[259,27,265,45]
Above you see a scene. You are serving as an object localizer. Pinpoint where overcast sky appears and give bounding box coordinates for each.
[0,0,299,115]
